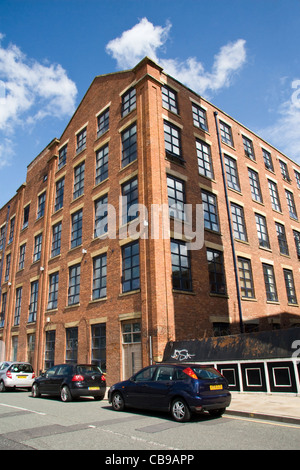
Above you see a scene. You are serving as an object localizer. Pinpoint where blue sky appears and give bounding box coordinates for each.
[0,0,300,208]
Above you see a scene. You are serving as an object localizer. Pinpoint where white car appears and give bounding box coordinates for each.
[0,362,35,392]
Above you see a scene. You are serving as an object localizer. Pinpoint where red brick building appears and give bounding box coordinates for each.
[0,57,299,385]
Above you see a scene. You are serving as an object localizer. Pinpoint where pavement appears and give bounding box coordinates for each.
[226,392,300,425]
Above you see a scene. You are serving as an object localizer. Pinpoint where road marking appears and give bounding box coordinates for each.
[224,414,300,429]
[0,403,46,416]
[98,427,179,450]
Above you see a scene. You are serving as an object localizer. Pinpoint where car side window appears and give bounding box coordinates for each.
[134,367,156,382]
[45,366,57,378]
[155,366,174,381]
[56,365,71,376]
[173,368,186,380]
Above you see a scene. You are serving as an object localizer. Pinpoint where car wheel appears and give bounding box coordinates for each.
[32,383,40,398]
[111,391,125,411]
[209,408,225,417]
[0,380,6,392]
[61,385,72,402]
[171,398,191,422]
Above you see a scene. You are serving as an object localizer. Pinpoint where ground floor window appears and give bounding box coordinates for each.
[11,336,18,361]
[65,327,78,363]
[27,334,35,365]
[91,323,106,372]
[45,330,56,369]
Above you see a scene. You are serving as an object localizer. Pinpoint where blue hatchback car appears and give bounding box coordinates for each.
[108,363,231,422]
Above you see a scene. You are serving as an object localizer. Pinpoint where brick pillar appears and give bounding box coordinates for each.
[136,64,175,364]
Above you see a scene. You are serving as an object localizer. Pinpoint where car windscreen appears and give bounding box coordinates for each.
[10,364,33,373]
[191,367,222,380]
[76,365,102,375]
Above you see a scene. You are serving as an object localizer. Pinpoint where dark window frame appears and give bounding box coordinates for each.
[171,239,193,292]
[122,241,140,293]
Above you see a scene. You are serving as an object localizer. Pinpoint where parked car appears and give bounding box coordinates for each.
[108,363,231,422]
[0,362,35,392]
[31,364,106,402]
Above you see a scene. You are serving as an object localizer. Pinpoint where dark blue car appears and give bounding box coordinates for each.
[108,363,231,422]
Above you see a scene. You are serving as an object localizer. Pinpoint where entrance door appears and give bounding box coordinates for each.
[122,321,142,379]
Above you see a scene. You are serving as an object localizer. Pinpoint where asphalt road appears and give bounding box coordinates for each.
[0,390,299,453]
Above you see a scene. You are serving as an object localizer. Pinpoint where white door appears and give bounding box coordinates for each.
[122,321,142,379]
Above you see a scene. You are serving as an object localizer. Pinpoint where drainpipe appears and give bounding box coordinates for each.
[214,112,244,334]
[0,204,11,298]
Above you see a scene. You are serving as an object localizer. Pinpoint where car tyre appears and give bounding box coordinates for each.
[61,385,72,402]
[171,398,191,422]
[32,383,40,398]
[111,391,125,411]
[0,380,6,392]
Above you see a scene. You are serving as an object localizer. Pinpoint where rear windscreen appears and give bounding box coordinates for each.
[192,367,222,380]
[10,364,33,373]
[76,365,102,374]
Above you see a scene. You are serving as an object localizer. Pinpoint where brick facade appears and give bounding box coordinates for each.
[0,57,299,386]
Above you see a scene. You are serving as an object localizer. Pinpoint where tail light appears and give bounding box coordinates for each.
[100,374,106,382]
[6,370,12,379]
[32,372,35,379]
[72,374,84,382]
[183,367,198,379]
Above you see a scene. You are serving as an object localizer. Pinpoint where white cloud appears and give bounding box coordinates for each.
[106,17,171,69]
[0,34,77,134]
[258,80,300,163]
[106,18,247,97]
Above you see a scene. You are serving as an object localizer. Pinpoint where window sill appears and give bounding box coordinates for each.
[46,308,58,314]
[72,193,84,203]
[49,254,61,262]
[68,244,82,253]
[165,153,185,166]
[64,303,80,310]
[119,289,140,297]
[172,289,195,295]
[241,296,257,302]
[52,207,63,217]
[93,177,109,190]
[234,239,249,245]
[119,159,137,173]
[95,128,109,143]
[89,297,107,304]
[74,146,86,158]
[221,141,235,151]
[209,293,229,299]
[259,246,272,253]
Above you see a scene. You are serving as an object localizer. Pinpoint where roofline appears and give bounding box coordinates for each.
[23,56,300,176]
[162,64,300,168]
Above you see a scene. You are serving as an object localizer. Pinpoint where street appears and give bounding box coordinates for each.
[0,390,299,452]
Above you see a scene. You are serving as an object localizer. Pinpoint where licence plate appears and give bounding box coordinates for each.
[18,376,27,379]
[88,387,100,390]
[210,384,223,390]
